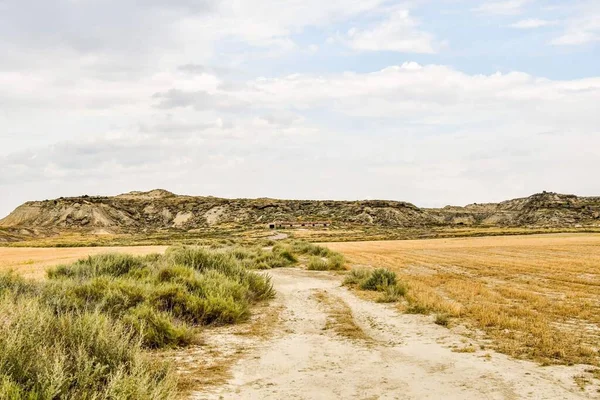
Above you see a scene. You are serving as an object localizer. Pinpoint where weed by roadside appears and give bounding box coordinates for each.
[307,254,346,271]
[434,313,450,327]
[344,268,405,303]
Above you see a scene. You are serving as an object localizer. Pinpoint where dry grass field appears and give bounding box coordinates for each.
[0,246,167,279]
[326,233,600,367]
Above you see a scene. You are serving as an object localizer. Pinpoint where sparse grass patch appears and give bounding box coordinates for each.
[312,290,370,342]
[377,284,406,303]
[586,368,600,380]
[405,303,431,315]
[453,345,477,353]
[434,313,450,327]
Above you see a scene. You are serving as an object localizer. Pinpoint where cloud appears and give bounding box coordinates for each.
[1,0,599,218]
[551,15,600,45]
[345,10,436,53]
[2,62,600,216]
[177,64,234,76]
[152,89,249,112]
[509,18,556,29]
[474,0,531,15]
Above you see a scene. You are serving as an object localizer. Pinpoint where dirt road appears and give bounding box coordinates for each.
[192,268,594,399]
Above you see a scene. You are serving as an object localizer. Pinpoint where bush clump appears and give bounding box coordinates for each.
[359,269,397,291]
[307,256,329,271]
[344,268,406,303]
[307,254,346,271]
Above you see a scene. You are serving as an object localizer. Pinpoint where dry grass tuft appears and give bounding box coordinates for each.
[312,290,371,342]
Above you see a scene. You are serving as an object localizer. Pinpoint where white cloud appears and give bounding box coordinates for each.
[345,10,436,53]
[2,62,600,215]
[509,18,556,29]
[1,0,599,217]
[474,0,531,16]
[551,14,600,45]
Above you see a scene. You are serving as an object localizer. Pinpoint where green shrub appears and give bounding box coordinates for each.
[343,269,371,285]
[327,254,346,270]
[155,264,195,283]
[307,256,329,271]
[166,247,243,277]
[307,254,345,271]
[123,305,193,348]
[199,293,249,324]
[148,283,202,321]
[272,245,298,264]
[360,269,397,291]
[0,273,37,297]
[345,268,405,303]
[48,253,145,279]
[243,272,275,301]
[0,296,177,399]
[258,251,296,269]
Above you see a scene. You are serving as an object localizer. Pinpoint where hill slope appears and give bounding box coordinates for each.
[2,190,600,235]
[0,189,434,233]
[428,192,600,227]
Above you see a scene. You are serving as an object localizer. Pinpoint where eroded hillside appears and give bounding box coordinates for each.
[2,190,600,240]
[428,192,600,227]
[0,189,433,234]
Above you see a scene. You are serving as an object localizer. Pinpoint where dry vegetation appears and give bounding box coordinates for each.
[327,233,600,367]
[312,290,370,342]
[0,240,345,398]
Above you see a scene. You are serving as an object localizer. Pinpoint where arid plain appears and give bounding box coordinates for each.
[1,233,600,397]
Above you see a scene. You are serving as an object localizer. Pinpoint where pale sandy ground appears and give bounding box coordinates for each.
[0,246,168,279]
[192,268,597,400]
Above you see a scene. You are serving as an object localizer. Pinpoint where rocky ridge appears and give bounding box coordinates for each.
[1,190,599,237]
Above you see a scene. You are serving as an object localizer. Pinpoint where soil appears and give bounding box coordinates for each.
[191,268,596,399]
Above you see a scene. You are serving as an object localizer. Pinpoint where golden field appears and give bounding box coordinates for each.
[326,233,600,366]
[0,246,167,279]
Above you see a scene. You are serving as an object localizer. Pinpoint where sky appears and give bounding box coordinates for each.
[1,0,599,217]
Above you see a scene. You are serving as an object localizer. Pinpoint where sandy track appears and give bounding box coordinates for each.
[0,246,168,279]
[192,268,593,399]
